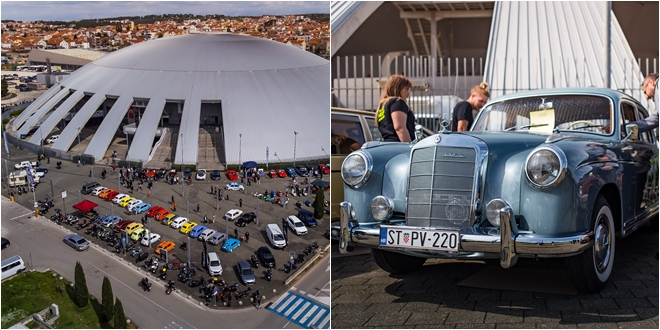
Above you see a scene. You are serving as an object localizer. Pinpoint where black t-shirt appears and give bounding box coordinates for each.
[377,98,416,142]
[452,101,474,132]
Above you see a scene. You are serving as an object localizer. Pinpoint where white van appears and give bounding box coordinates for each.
[1,255,26,280]
[266,224,287,249]
[207,252,223,276]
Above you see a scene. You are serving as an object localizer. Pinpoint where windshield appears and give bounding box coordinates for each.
[242,268,253,275]
[473,95,612,135]
[210,260,220,267]
[295,222,304,227]
[274,234,284,241]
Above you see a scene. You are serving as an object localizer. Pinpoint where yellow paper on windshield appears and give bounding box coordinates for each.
[529,109,555,134]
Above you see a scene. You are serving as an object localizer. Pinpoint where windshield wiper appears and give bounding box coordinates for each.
[505,123,549,131]
[570,124,604,130]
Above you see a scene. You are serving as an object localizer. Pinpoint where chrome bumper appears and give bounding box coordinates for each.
[339,201,594,269]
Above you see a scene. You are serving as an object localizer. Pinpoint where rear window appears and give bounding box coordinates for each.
[75,238,86,244]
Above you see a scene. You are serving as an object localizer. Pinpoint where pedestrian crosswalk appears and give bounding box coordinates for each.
[268,291,330,329]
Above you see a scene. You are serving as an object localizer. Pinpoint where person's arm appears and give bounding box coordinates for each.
[457,119,470,132]
[391,111,412,142]
[633,113,659,133]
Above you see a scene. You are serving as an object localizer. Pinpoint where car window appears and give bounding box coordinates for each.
[274,234,284,241]
[210,260,220,266]
[295,222,304,227]
[332,113,366,155]
[473,95,612,135]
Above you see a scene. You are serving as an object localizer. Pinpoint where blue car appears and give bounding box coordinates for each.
[285,167,297,177]
[134,202,151,214]
[101,215,122,227]
[189,225,207,238]
[297,209,317,227]
[221,238,241,252]
[96,214,109,224]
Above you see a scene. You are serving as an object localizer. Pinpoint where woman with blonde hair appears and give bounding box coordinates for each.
[376,75,416,142]
[452,82,490,132]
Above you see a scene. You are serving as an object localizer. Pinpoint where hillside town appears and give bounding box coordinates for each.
[1,14,330,61]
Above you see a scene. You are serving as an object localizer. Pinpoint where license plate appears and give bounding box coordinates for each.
[379,226,459,251]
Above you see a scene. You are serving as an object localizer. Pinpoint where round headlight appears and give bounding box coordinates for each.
[341,151,373,188]
[370,196,394,221]
[525,146,567,189]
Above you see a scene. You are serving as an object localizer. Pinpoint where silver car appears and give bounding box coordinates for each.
[63,234,89,251]
[236,260,256,285]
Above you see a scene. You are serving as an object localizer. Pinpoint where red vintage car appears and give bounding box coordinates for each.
[147,206,164,217]
[113,220,134,232]
[276,168,287,178]
[146,169,158,178]
[226,169,239,181]
[105,191,120,201]
[268,169,278,178]
[318,164,330,174]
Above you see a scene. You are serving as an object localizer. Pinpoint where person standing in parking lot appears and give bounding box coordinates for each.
[452,82,490,132]
[631,73,659,133]
[239,198,243,207]
[376,75,416,142]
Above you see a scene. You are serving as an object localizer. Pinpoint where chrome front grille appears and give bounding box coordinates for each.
[406,145,477,229]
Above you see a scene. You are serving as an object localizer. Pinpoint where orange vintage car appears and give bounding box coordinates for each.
[154,209,173,221]
[155,241,175,254]
[98,188,115,199]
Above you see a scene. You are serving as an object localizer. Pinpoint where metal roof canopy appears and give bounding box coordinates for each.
[28,90,84,145]
[51,92,106,152]
[12,85,62,131]
[17,88,70,136]
[126,97,166,162]
[85,95,133,159]
[484,1,651,110]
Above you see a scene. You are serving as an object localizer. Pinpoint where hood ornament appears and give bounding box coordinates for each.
[439,118,450,134]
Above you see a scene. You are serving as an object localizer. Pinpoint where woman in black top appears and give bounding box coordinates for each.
[452,82,490,132]
[376,75,415,142]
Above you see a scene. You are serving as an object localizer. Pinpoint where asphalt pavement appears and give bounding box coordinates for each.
[330,229,659,329]
[1,139,330,328]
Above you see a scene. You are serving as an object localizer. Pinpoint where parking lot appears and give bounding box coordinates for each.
[2,142,330,309]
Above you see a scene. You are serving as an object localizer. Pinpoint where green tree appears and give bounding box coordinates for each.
[74,261,89,307]
[102,276,114,321]
[113,298,127,329]
[313,187,325,219]
[1,78,7,97]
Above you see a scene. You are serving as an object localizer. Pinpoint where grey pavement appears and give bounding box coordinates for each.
[330,227,659,329]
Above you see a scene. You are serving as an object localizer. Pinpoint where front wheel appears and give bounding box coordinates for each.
[371,249,426,274]
[565,195,615,293]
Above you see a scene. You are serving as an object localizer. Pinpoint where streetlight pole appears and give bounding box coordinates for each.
[293,131,298,167]
[239,133,242,167]
[180,134,184,198]
[76,127,81,153]
[321,147,328,158]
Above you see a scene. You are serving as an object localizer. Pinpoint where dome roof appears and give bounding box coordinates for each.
[14,33,330,166]
[92,33,328,72]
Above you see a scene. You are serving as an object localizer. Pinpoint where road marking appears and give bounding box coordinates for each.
[268,291,330,329]
[10,212,34,220]
[299,290,306,295]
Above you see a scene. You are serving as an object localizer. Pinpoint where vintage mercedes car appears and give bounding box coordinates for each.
[338,88,658,293]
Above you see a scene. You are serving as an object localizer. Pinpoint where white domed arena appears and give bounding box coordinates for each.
[8,33,329,169]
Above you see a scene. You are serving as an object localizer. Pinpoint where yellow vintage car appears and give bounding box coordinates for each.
[125,223,143,235]
[118,197,135,207]
[179,222,197,234]
[162,213,177,226]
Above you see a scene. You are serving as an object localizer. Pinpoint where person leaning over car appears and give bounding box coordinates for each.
[452,82,491,132]
[376,75,415,142]
[631,73,659,133]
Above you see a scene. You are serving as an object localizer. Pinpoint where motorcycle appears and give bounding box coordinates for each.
[272,198,281,205]
[139,277,151,292]
[188,276,206,287]
[76,219,90,230]
[160,266,168,280]
[206,286,218,302]
[137,252,149,262]
[51,209,62,221]
[295,201,302,209]
[251,290,261,302]
[323,230,330,240]
[180,242,187,251]
[17,187,22,195]
[304,199,311,207]
[150,259,159,273]
[167,262,186,270]
[165,280,176,295]
[130,247,143,258]
[283,263,290,274]
[296,254,305,265]
[236,287,252,299]
[250,255,259,268]
[265,268,272,282]
[114,242,123,253]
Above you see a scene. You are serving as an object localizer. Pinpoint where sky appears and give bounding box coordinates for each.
[0,1,329,21]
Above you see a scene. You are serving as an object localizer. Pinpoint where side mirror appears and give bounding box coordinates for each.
[623,123,639,142]
[414,125,423,143]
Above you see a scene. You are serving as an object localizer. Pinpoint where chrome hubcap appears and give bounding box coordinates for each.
[593,216,611,273]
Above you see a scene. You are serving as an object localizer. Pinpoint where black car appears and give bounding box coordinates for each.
[235,212,256,227]
[35,167,48,174]
[257,246,276,268]
[295,165,308,176]
[182,168,192,180]
[1,237,9,249]
[211,170,221,180]
[154,168,166,179]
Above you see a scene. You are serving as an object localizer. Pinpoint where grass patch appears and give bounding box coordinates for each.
[1,271,101,329]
